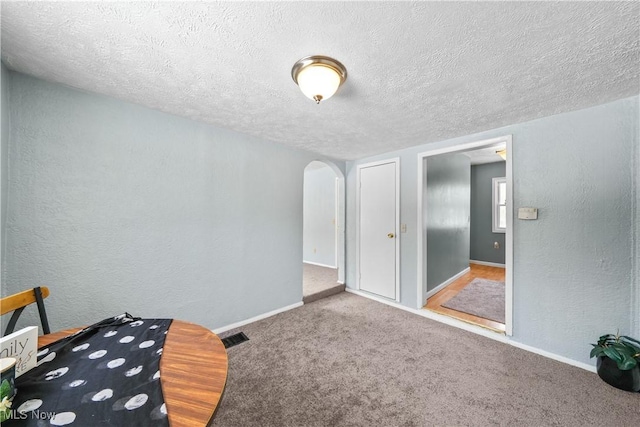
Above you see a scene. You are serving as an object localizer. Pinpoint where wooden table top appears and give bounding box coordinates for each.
[38,319,228,427]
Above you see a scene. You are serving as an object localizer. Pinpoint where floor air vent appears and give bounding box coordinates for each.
[222,332,249,349]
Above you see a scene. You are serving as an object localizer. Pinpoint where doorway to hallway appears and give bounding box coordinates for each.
[418,135,513,335]
[302,161,346,303]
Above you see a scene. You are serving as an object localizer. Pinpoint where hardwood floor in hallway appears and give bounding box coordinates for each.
[424,263,506,332]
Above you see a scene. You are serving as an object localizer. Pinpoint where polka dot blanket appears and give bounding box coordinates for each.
[6,314,172,426]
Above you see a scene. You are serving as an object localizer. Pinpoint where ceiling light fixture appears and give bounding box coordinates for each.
[291,55,347,104]
[496,149,507,160]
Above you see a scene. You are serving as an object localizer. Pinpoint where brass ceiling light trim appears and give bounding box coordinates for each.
[291,55,347,104]
[496,148,507,160]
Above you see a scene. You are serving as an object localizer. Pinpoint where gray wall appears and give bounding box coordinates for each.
[1,63,9,317]
[470,162,506,264]
[425,153,470,291]
[303,163,336,267]
[346,95,639,366]
[3,71,345,332]
[635,104,640,340]
[636,102,640,340]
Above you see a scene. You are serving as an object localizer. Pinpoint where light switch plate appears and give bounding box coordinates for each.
[518,207,538,220]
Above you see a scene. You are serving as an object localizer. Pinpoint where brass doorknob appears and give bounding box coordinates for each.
[387,233,395,238]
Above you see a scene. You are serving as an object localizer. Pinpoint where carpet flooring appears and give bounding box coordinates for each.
[212,293,639,426]
[441,278,505,323]
[302,263,344,304]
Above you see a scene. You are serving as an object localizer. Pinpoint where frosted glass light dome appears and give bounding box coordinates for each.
[292,56,347,104]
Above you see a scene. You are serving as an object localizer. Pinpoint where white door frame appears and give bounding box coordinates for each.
[416,135,514,335]
[335,170,346,285]
[356,158,401,302]
[335,177,340,270]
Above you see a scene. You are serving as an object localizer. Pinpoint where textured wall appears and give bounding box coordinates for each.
[635,104,640,339]
[511,98,636,361]
[303,164,336,268]
[425,153,470,291]
[346,96,638,366]
[3,72,345,332]
[470,162,506,264]
[635,102,640,339]
[1,63,9,307]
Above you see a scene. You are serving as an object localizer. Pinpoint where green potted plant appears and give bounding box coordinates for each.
[590,333,640,392]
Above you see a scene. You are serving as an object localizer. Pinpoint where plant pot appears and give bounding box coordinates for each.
[596,356,640,392]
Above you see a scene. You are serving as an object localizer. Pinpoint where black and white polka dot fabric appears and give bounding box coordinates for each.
[8,314,172,426]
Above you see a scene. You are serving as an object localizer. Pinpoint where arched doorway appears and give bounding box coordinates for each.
[302,161,345,303]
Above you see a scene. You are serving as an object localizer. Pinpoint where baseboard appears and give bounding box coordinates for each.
[212,301,303,335]
[346,288,406,309]
[425,267,470,299]
[303,261,337,269]
[507,339,596,373]
[345,288,596,374]
[469,260,506,268]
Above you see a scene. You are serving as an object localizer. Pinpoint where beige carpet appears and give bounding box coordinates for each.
[302,263,344,304]
[213,293,638,427]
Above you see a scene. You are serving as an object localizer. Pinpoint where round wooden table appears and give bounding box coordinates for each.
[38,319,228,426]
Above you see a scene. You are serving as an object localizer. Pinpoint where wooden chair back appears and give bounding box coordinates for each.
[1,286,51,336]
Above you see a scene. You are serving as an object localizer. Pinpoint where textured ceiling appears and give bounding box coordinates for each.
[1,2,638,161]
[463,145,506,166]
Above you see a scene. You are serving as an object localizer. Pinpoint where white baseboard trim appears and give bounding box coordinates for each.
[507,339,596,373]
[212,301,303,335]
[345,288,596,373]
[469,260,506,268]
[346,287,404,307]
[425,267,470,299]
[303,261,337,269]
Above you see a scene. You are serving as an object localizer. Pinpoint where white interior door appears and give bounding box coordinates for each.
[358,161,398,300]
